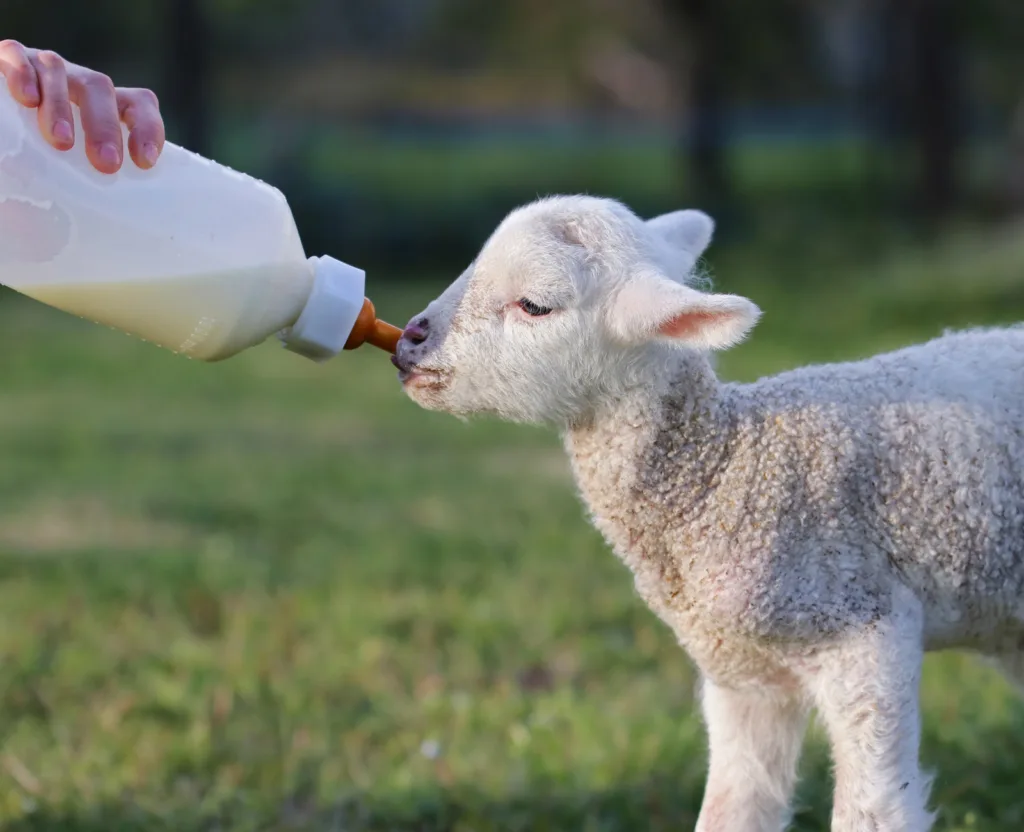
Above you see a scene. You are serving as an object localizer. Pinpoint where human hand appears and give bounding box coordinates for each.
[0,40,165,173]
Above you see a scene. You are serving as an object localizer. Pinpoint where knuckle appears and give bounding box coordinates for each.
[0,39,24,54]
[87,72,116,94]
[123,86,159,110]
[35,50,63,70]
[136,87,159,109]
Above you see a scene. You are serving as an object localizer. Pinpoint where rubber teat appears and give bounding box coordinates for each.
[344,298,402,354]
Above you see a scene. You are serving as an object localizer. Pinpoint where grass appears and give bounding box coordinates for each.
[3,227,1024,830]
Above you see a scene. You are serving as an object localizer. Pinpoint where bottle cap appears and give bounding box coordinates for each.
[280,255,365,362]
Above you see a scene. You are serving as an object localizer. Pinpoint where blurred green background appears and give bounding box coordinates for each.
[4,1,1024,830]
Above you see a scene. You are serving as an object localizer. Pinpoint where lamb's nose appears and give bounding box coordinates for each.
[402,318,429,345]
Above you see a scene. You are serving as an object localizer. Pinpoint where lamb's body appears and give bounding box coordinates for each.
[394,194,1021,830]
[570,325,1024,686]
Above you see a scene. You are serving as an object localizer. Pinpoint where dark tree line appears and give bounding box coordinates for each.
[658,0,964,225]
[0,0,999,230]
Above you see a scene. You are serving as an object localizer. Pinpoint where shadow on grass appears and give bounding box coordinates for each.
[0,757,846,832]
[5,785,705,832]
[6,730,1024,832]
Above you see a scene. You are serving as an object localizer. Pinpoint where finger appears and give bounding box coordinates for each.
[0,40,39,106]
[117,87,164,169]
[30,50,74,151]
[67,69,122,173]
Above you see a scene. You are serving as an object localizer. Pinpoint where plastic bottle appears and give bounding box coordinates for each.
[0,86,401,362]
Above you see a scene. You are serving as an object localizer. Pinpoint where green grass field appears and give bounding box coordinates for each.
[3,227,1024,831]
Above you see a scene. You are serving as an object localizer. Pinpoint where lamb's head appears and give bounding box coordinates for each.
[393,195,760,424]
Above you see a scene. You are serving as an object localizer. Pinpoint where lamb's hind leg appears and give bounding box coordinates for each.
[695,679,809,832]
[808,586,934,832]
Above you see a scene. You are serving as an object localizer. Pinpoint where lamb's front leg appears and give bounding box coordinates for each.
[696,679,808,832]
[809,587,934,832]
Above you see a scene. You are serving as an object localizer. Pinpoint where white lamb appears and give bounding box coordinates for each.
[391,194,1024,832]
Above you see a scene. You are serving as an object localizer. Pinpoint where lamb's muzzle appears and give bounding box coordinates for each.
[392,316,435,379]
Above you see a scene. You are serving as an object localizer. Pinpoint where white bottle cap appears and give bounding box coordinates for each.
[280,255,366,362]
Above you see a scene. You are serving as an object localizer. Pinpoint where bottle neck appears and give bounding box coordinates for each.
[344,298,402,353]
[280,255,366,362]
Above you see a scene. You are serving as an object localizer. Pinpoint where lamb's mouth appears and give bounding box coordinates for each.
[392,358,450,391]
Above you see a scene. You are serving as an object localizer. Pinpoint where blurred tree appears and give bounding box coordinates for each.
[907,0,961,222]
[878,0,962,223]
[164,0,210,154]
[658,0,730,216]
[960,0,1024,214]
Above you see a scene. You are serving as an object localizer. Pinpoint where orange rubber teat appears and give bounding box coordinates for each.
[344,297,403,354]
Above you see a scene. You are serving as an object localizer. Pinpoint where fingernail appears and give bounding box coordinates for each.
[142,142,159,167]
[22,82,38,102]
[99,143,120,167]
[53,119,73,144]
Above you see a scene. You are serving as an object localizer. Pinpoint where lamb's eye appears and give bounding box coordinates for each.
[517,298,553,317]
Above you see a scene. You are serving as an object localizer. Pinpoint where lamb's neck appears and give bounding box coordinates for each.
[563,348,733,542]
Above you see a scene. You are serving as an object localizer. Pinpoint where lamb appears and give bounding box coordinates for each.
[391,193,1024,832]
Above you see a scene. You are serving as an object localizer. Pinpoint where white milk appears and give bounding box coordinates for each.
[19,264,315,361]
[0,86,366,363]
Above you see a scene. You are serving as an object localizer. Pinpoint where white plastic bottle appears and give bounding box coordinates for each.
[0,86,400,362]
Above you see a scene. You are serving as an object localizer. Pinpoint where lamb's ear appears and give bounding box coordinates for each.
[646,209,714,259]
[609,268,760,350]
